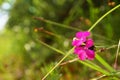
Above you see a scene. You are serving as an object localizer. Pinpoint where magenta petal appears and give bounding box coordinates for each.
[72,31,95,61]
[74,48,79,54]
[86,50,95,60]
[72,39,82,46]
[76,31,90,38]
[74,47,83,54]
[78,50,87,60]
[86,39,94,47]
[76,32,83,38]
[83,31,90,36]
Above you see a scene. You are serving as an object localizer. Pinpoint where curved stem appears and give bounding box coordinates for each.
[114,39,120,69]
[39,40,109,76]
[88,4,120,31]
[96,54,115,72]
[42,47,74,80]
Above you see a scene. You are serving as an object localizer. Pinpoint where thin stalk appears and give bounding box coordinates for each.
[88,4,120,31]
[60,58,109,75]
[86,60,109,74]
[114,39,120,69]
[42,47,74,80]
[37,39,65,55]
[79,60,109,75]
[96,54,115,72]
[38,40,109,76]
[38,5,120,78]
[88,4,120,72]
[90,75,106,80]
[60,58,79,66]
[33,17,80,31]
[34,27,61,38]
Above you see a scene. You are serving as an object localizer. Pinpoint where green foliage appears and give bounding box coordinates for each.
[41,62,61,80]
[0,0,120,79]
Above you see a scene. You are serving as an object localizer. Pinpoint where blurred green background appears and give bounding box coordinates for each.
[0,0,120,80]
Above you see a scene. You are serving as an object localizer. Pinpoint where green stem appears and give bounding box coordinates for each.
[88,4,120,72]
[79,60,109,75]
[42,47,74,80]
[40,5,120,79]
[86,60,109,75]
[96,54,115,72]
[33,17,80,31]
[39,40,109,76]
[88,4,120,32]
[37,40,65,55]
[114,39,120,69]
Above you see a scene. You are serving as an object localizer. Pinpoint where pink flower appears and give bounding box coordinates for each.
[72,31,95,60]
[76,31,90,38]
[72,31,90,46]
[74,39,95,60]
